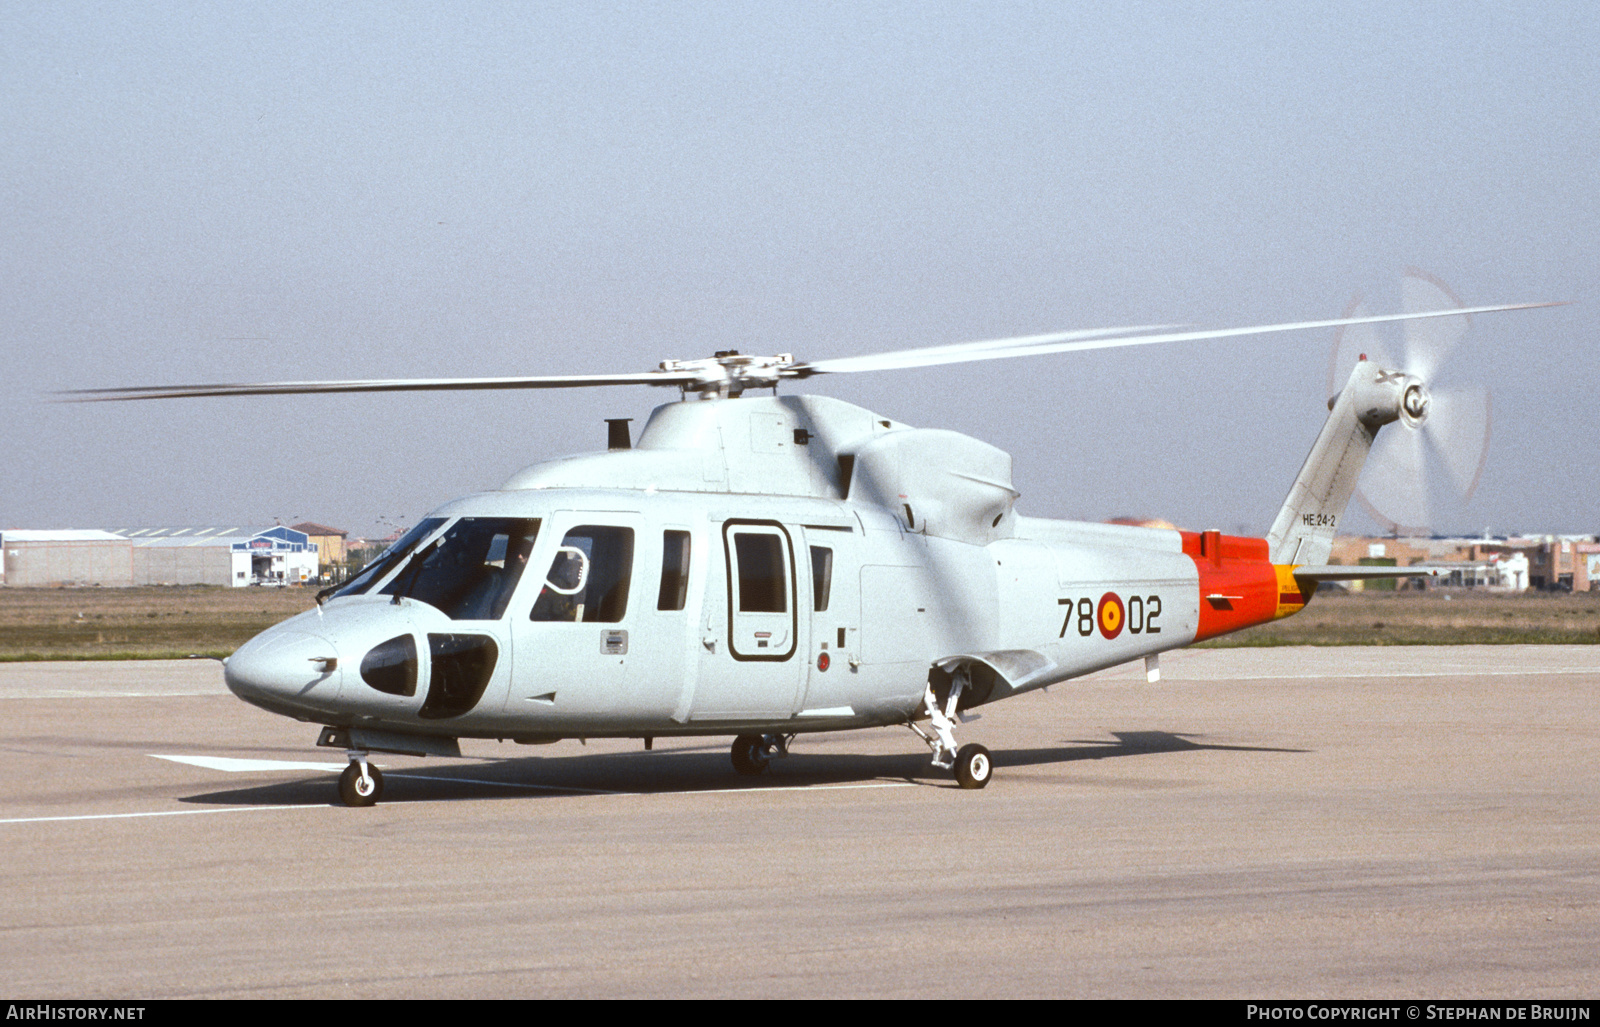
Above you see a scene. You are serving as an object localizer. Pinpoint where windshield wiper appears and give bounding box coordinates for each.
[389,542,438,605]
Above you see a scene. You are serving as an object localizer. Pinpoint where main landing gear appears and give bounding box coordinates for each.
[338,751,384,807]
[908,667,993,789]
[730,733,791,776]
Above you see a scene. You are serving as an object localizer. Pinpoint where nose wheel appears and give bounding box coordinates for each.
[338,753,384,807]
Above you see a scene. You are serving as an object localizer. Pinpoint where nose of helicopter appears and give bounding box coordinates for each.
[225,626,343,717]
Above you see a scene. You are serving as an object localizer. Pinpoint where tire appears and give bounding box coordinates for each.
[339,762,384,806]
[730,734,771,776]
[954,744,992,790]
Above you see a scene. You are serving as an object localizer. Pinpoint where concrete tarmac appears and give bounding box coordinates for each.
[1,647,1597,999]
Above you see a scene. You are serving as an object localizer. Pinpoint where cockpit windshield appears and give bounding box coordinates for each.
[380,517,542,620]
[329,517,447,600]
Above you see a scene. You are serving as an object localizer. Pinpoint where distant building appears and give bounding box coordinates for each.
[289,522,349,572]
[1407,553,1530,591]
[110,526,318,587]
[0,530,134,587]
[1328,537,1429,570]
[1519,536,1599,592]
[1327,534,1598,592]
[1433,536,1595,592]
[0,526,318,587]
[1582,542,1600,592]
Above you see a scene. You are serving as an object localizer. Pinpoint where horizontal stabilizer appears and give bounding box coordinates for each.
[1291,565,1438,582]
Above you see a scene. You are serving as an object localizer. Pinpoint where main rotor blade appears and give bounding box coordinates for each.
[59,370,697,402]
[799,325,1179,375]
[798,303,1560,377]
[61,301,1559,402]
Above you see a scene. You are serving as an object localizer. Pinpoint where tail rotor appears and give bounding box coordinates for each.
[1328,268,1493,535]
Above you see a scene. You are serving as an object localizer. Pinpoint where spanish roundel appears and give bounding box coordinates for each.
[1097,592,1124,640]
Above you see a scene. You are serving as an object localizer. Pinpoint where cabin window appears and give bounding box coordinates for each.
[657,530,691,611]
[733,532,787,613]
[379,517,541,620]
[810,545,833,612]
[531,526,635,623]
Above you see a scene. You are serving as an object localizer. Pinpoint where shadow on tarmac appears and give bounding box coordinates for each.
[1053,730,1308,760]
[178,729,1308,807]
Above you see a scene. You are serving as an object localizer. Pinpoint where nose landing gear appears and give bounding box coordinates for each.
[338,752,385,807]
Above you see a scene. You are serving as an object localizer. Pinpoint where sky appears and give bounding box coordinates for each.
[3,1,1595,540]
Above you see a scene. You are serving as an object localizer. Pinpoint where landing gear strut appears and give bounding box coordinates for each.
[338,751,384,807]
[730,733,790,776]
[908,666,993,789]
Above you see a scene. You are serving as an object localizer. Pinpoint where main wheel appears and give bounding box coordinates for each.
[954,744,992,790]
[730,734,771,776]
[338,762,385,806]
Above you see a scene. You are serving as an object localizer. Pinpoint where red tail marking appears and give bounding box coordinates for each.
[1181,530,1278,641]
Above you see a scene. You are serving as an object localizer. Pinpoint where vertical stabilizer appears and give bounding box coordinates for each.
[1267,359,1427,565]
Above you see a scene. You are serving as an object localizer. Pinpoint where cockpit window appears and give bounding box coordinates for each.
[381,517,541,620]
[331,517,447,599]
[530,526,634,623]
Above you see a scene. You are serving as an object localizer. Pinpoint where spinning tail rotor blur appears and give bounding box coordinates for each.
[1329,268,1494,536]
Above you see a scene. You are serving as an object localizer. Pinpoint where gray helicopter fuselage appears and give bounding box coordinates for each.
[224,393,1206,748]
[86,301,1542,796]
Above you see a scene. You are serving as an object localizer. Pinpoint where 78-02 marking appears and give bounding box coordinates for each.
[1058,594,1161,639]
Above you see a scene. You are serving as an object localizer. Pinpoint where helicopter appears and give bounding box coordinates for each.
[69,299,1554,805]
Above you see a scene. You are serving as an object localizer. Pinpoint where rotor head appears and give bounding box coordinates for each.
[1399,379,1430,427]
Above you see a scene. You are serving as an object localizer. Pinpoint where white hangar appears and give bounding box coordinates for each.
[0,526,318,588]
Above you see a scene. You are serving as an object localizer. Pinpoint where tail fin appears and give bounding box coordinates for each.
[1266,358,1426,564]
